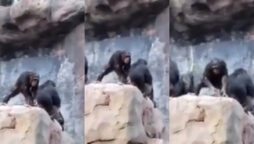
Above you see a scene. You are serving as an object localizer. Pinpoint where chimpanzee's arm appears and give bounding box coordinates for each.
[2,86,20,103]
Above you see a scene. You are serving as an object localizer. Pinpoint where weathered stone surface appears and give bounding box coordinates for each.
[0,0,84,47]
[171,0,254,41]
[101,71,121,84]
[85,0,168,40]
[0,105,74,144]
[170,95,254,144]
[85,83,166,144]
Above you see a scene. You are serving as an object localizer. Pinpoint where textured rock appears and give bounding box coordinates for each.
[171,0,254,41]
[0,105,74,144]
[85,83,166,144]
[0,0,84,47]
[170,95,254,144]
[101,71,121,84]
[85,0,168,40]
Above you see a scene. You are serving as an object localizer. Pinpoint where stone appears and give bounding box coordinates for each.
[199,87,221,97]
[101,71,120,83]
[171,0,254,40]
[0,0,84,47]
[85,83,165,144]
[170,95,254,144]
[50,0,84,22]
[0,105,74,144]
[10,0,51,31]
[85,0,169,40]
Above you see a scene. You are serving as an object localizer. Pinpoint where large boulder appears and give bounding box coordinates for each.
[170,95,254,144]
[85,83,166,144]
[0,105,74,144]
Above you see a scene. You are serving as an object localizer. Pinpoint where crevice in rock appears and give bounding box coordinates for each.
[96,4,113,13]
[173,105,205,134]
[88,138,115,144]
[191,2,211,13]
[0,116,16,130]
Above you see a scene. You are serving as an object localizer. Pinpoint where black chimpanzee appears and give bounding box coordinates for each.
[36,80,64,130]
[128,59,155,105]
[170,59,188,97]
[195,58,228,95]
[85,56,88,83]
[223,68,254,112]
[2,71,39,106]
[97,50,131,83]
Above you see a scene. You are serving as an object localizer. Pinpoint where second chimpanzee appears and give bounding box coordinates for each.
[2,71,39,106]
[36,80,64,130]
[224,68,254,112]
[195,58,228,95]
[170,59,192,97]
[85,56,88,83]
[97,50,131,83]
[128,59,155,105]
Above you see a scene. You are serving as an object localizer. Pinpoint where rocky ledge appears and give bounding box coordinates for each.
[0,0,84,48]
[171,0,254,42]
[85,83,167,144]
[85,0,169,41]
[0,105,74,144]
[170,95,254,144]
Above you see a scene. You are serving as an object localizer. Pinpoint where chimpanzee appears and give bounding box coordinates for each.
[224,68,254,112]
[2,71,39,106]
[97,50,131,83]
[170,59,180,87]
[36,80,64,130]
[170,59,186,97]
[128,59,155,105]
[195,58,228,95]
[85,56,88,83]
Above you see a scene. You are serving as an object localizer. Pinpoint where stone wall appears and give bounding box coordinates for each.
[0,0,85,144]
[170,38,254,87]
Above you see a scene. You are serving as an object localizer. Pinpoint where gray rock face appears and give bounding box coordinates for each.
[170,38,254,89]
[0,0,84,47]
[171,0,254,42]
[0,24,84,144]
[85,0,168,40]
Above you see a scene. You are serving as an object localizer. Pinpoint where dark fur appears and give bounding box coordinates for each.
[37,80,64,130]
[195,58,228,95]
[2,71,39,106]
[97,50,131,83]
[170,60,193,97]
[129,59,154,105]
[225,68,254,111]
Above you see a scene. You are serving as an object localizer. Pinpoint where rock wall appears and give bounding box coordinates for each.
[170,0,254,43]
[0,24,84,144]
[170,39,254,86]
[85,7,169,126]
[0,0,85,144]
[170,95,254,144]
